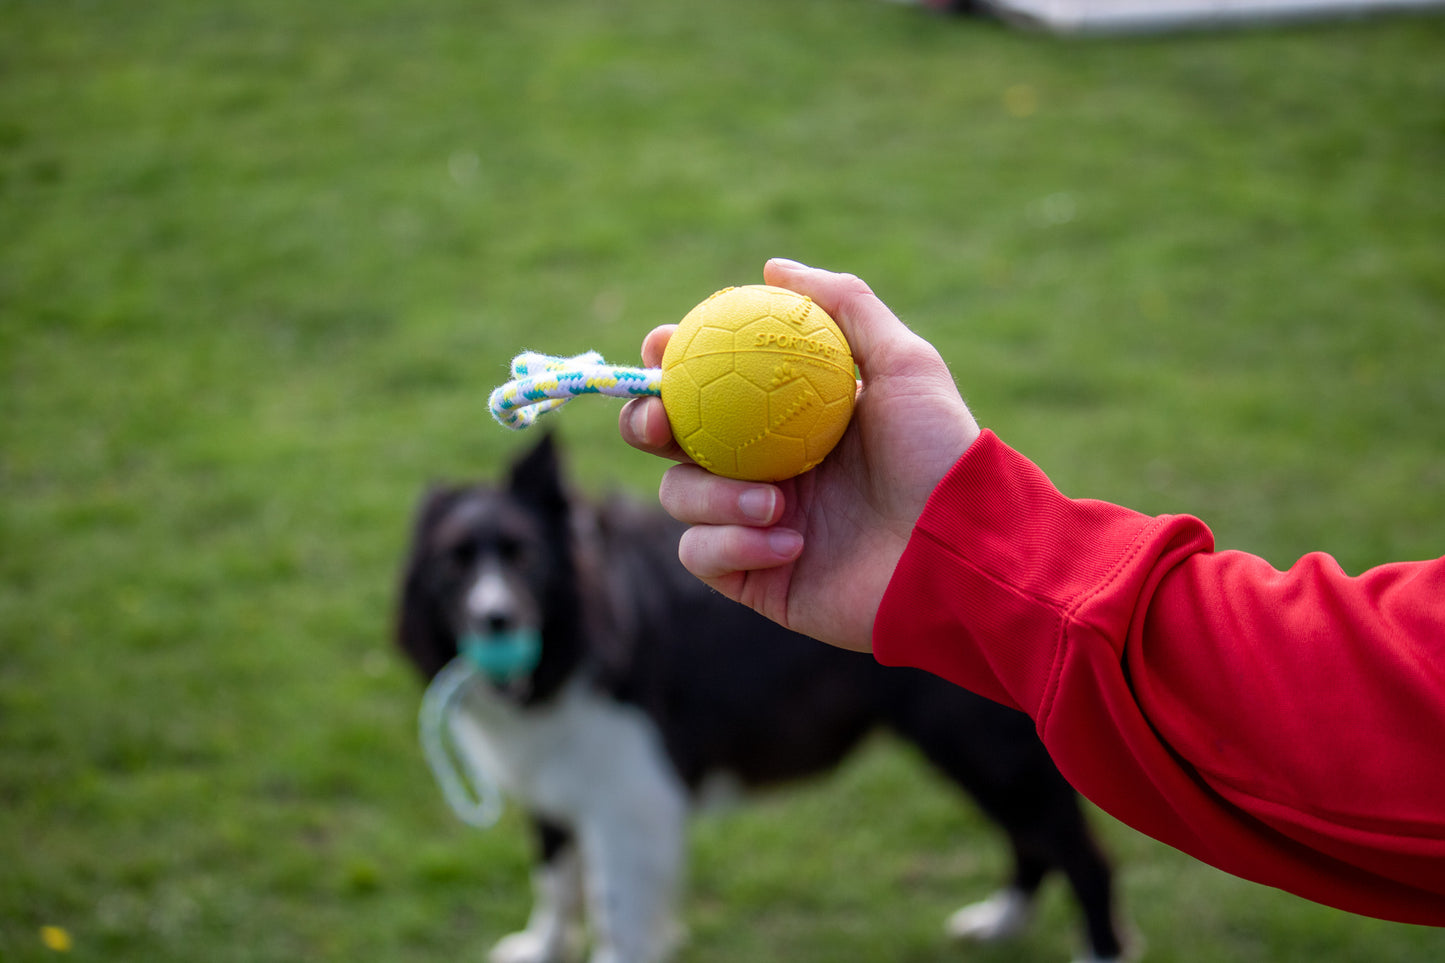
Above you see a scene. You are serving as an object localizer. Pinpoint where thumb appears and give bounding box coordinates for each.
[761,258,919,382]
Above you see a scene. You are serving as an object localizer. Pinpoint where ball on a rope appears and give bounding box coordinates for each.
[660,285,856,482]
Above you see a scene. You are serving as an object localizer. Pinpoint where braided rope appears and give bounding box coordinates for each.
[489,351,662,430]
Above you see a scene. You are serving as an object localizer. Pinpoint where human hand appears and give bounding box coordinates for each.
[619,259,980,652]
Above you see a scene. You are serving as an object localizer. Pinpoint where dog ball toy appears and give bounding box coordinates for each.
[489,285,856,482]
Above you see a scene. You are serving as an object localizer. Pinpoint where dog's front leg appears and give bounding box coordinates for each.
[577,757,689,963]
[491,819,586,963]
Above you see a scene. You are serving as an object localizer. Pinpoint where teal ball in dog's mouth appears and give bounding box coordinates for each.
[461,629,542,684]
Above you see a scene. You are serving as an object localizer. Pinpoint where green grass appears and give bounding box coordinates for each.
[3,1,1443,960]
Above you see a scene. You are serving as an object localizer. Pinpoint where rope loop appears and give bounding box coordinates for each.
[419,655,506,828]
[489,351,662,430]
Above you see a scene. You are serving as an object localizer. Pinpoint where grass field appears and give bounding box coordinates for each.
[3,1,1443,960]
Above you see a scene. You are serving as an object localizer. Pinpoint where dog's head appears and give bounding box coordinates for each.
[396,434,586,703]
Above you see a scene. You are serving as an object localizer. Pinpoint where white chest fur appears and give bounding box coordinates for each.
[447,677,685,827]
[448,677,689,963]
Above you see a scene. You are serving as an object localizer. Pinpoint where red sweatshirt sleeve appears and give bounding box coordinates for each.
[873,430,1445,925]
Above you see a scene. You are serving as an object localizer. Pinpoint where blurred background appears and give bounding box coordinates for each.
[2,1,1442,960]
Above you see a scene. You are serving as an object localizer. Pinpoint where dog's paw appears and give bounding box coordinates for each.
[945,887,1033,943]
[490,930,581,963]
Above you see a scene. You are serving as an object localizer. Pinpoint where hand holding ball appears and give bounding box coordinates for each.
[489,285,857,482]
[660,286,855,481]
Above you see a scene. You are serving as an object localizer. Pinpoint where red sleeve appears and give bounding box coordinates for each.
[873,430,1445,924]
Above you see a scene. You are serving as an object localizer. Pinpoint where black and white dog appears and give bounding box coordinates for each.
[396,435,1126,963]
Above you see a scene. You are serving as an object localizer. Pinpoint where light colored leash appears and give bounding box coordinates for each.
[418,655,506,828]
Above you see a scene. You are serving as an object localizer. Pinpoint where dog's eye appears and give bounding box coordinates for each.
[496,537,524,564]
[445,541,478,569]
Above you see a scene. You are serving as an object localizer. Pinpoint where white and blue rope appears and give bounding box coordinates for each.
[489,351,662,430]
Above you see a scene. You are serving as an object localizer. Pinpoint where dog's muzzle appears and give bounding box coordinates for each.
[461,629,542,685]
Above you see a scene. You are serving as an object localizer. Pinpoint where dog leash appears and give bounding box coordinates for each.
[419,655,507,828]
[488,351,661,430]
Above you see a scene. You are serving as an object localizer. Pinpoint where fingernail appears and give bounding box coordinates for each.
[767,528,804,558]
[769,257,808,271]
[738,487,776,523]
[627,401,650,443]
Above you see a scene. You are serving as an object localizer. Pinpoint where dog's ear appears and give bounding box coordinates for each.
[406,484,464,548]
[507,432,569,521]
[395,485,463,681]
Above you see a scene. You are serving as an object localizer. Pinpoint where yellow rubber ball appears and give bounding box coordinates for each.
[660,285,856,482]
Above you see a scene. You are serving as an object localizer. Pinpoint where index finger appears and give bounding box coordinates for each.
[620,395,690,463]
[619,324,690,463]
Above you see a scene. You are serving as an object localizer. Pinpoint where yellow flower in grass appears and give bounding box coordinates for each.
[40,925,73,952]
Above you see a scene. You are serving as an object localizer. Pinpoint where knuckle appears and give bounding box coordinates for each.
[676,526,717,579]
[658,463,704,518]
